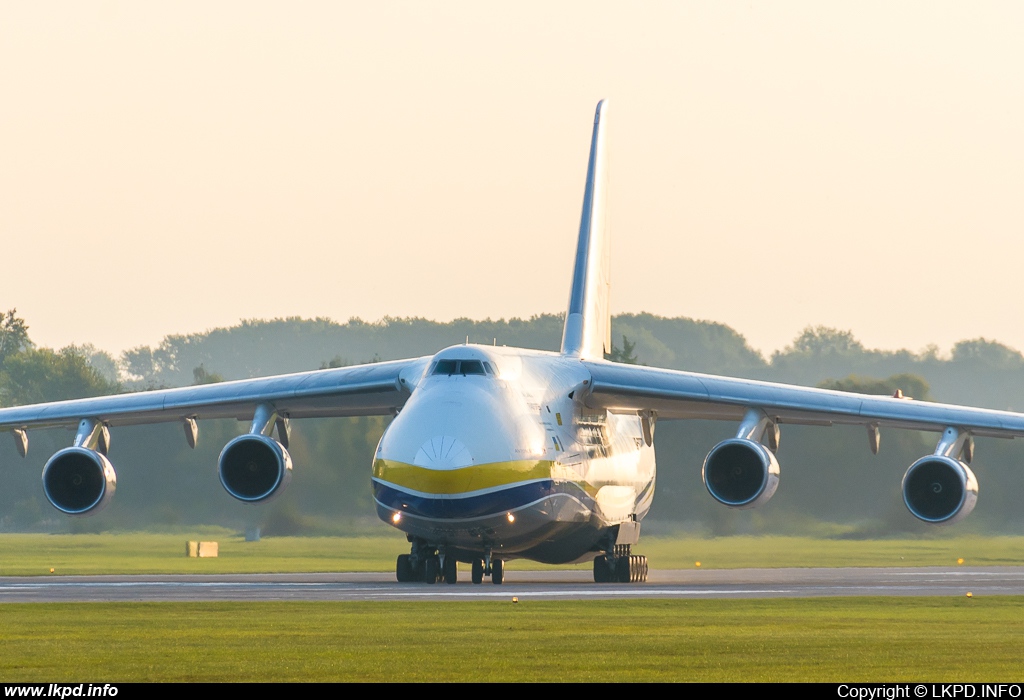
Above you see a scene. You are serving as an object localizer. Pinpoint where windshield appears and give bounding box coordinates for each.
[430,359,491,376]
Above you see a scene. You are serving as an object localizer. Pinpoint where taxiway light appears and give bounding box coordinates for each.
[966,592,973,598]
[392,512,402,524]
[958,558,964,565]
[506,513,515,523]
[695,561,701,568]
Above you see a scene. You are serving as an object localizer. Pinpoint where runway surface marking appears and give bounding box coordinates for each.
[1,567,1021,602]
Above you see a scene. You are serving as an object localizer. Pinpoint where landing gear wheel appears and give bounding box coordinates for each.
[423,556,440,584]
[491,558,504,585]
[615,555,630,583]
[472,559,484,584]
[625,555,648,583]
[443,555,458,585]
[595,552,648,584]
[396,554,414,583]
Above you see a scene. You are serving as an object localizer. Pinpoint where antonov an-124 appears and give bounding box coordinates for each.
[3,101,1020,584]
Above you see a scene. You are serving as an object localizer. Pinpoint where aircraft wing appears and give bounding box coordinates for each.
[581,360,1024,439]
[0,356,430,432]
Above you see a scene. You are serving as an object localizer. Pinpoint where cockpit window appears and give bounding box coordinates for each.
[431,359,490,376]
[432,360,458,375]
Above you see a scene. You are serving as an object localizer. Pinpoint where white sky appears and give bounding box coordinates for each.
[2,2,1022,357]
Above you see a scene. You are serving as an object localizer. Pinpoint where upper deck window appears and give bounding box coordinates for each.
[431,359,490,376]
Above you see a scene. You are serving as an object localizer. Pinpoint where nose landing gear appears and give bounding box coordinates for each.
[442,553,457,584]
[469,549,503,585]
[394,539,507,585]
[394,539,472,584]
[396,539,456,583]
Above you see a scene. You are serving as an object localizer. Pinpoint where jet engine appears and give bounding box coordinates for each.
[702,438,780,509]
[902,455,978,524]
[42,447,117,516]
[218,434,292,503]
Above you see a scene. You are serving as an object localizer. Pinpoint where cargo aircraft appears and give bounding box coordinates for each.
[2,101,1021,584]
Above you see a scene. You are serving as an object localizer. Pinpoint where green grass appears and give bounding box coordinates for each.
[0,531,408,576]
[1,598,1021,681]
[1,532,1022,575]
[634,535,1024,569]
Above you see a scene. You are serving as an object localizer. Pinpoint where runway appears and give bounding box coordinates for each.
[1,567,1022,602]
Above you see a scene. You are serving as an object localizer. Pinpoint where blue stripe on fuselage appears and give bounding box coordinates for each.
[372,479,595,520]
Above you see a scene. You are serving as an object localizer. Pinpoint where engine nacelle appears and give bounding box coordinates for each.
[218,434,293,503]
[902,455,978,524]
[702,438,780,509]
[42,447,117,516]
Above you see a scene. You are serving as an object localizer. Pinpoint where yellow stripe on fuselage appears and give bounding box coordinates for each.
[372,459,554,495]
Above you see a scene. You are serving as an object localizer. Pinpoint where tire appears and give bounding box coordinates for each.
[593,555,610,583]
[492,558,504,585]
[396,554,414,583]
[424,556,440,584]
[443,555,457,585]
[471,559,484,584]
[615,555,630,583]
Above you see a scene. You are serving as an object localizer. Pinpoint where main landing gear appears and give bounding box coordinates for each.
[395,539,504,584]
[593,544,648,583]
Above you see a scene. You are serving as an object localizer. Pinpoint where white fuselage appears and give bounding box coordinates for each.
[372,345,656,564]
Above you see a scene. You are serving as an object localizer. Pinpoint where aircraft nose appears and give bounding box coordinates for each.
[377,381,523,467]
[414,436,473,470]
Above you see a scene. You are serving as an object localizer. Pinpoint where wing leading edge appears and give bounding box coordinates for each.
[582,360,1024,438]
[0,356,430,432]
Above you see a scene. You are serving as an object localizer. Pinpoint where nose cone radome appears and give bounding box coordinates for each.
[414,436,473,470]
[377,382,520,467]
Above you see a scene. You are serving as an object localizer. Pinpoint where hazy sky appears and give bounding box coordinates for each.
[2,2,1022,358]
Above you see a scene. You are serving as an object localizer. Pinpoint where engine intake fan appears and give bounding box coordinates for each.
[218,434,293,503]
[703,438,780,509]
[42,447,117,516]
[902,455,978,524]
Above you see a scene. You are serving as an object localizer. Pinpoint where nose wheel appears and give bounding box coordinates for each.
[396,554,415,582]
[443,554,458,584]
[469,555,503,584]
[424,556,440,584]
[397,540,504,585]
[395,540,453,584]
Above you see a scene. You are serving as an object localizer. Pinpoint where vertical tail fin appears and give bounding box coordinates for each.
[561,100,611,360]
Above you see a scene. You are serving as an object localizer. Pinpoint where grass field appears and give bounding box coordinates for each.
[1,532,1022,575]
[3,534,1023,682]
[2,598,1022,682]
